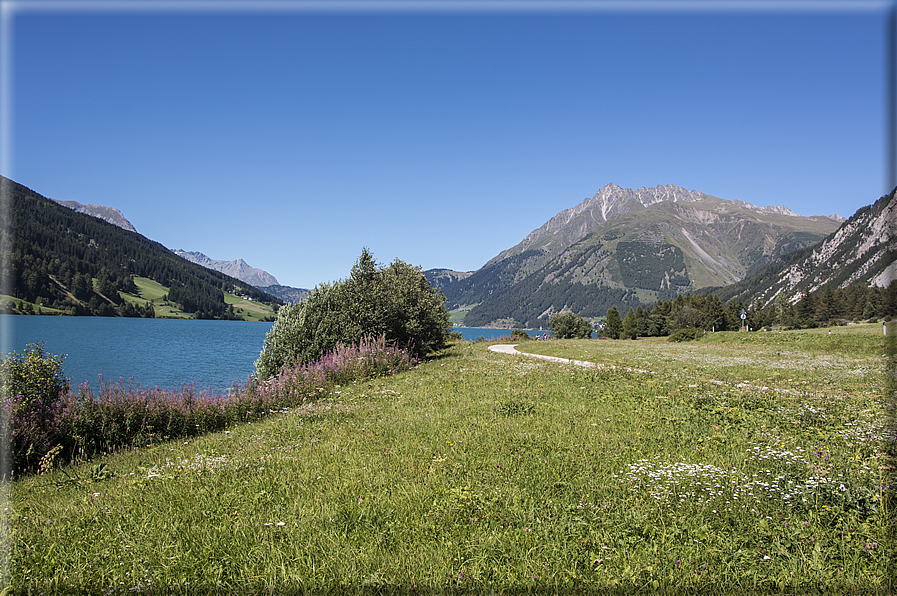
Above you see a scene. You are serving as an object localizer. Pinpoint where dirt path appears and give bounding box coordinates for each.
[488,343,820,397]
[488,343,652,373]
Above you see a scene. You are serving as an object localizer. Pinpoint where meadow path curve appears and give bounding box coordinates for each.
[488,343,608,369]
[488,343,814,396]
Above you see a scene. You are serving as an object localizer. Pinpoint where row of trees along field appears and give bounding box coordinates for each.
[1,177,281,318]
[598,280,897,340]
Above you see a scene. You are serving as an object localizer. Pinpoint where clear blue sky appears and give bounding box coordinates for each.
[2,1,892,289]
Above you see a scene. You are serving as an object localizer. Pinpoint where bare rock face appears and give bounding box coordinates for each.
[752,189,897,306]
[490,183,708,264]
[52,199,137,232]
[173,250,280,288]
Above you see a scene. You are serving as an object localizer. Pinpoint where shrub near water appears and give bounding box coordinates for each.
[0,343,72,475]
[3,336,417,476]
[255,248,451,378]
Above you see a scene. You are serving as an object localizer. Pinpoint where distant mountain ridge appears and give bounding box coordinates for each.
[488,184,707,267]
[256,285,310,304]
[3,176,281,319]
[428,183,845,328]
[711,188,896,308]
[51,198,137,232]
[173,250,279,288]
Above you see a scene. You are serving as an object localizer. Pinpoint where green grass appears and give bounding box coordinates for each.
[5,327,894,594]
[0,295,64,315]
[130,276,169,302]
[223,292,276,321]
[119,277,193,318]
[516,325,890,397]
[448,304,478,326]
[121,277,276,320]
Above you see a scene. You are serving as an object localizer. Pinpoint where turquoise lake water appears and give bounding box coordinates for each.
[1,315,537,393]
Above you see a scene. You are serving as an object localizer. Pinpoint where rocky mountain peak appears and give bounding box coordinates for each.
[731,200,800,217]
[173,250,279,288]
[52,198,137,233]
[489,183,708,266]
[451,183,847,327]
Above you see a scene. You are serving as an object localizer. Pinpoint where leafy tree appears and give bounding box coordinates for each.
[549,311,592,339]
[254,286,339,379]
[379,258,452,354]
[604,306,623,339]
[255,249,451,379]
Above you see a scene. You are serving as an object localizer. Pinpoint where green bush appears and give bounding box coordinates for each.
[0,343,73,475]
[509,329,531,341]
[549,311,592,339]
[255,283,345,379]
[256,248,451,378]
[667,327,705,342]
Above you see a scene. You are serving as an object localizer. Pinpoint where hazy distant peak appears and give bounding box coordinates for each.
[52,198,137,232]
[731,199,800,217]
[173,249,279,287]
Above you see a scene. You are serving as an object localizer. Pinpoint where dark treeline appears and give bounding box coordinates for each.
[603,281,897,339]
[0,177,282,318]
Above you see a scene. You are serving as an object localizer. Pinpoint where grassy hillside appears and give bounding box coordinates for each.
[120,277,276,320]
[3,176,282,319]
[223,292,277,322]
[8,326,894,593]
[119,276,191,319]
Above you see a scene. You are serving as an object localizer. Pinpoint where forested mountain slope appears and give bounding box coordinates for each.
[1,177,282,318]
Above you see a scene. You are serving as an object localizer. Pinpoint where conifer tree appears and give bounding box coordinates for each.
[604,306,623,339]
[622,307,638,339]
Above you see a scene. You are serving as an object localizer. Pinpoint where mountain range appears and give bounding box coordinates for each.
[51,194,309,301]
[2,176,281,319]
[171,252,309,303]
[426,183,861,328]
[11,175,893,327]
[173,250,280,288]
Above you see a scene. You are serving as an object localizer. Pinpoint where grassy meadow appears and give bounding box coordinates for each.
[4,326,894,594]
[120,277,277,320]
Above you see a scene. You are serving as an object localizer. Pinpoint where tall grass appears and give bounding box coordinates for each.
[6,335,418,475]
[5,329,894,594]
